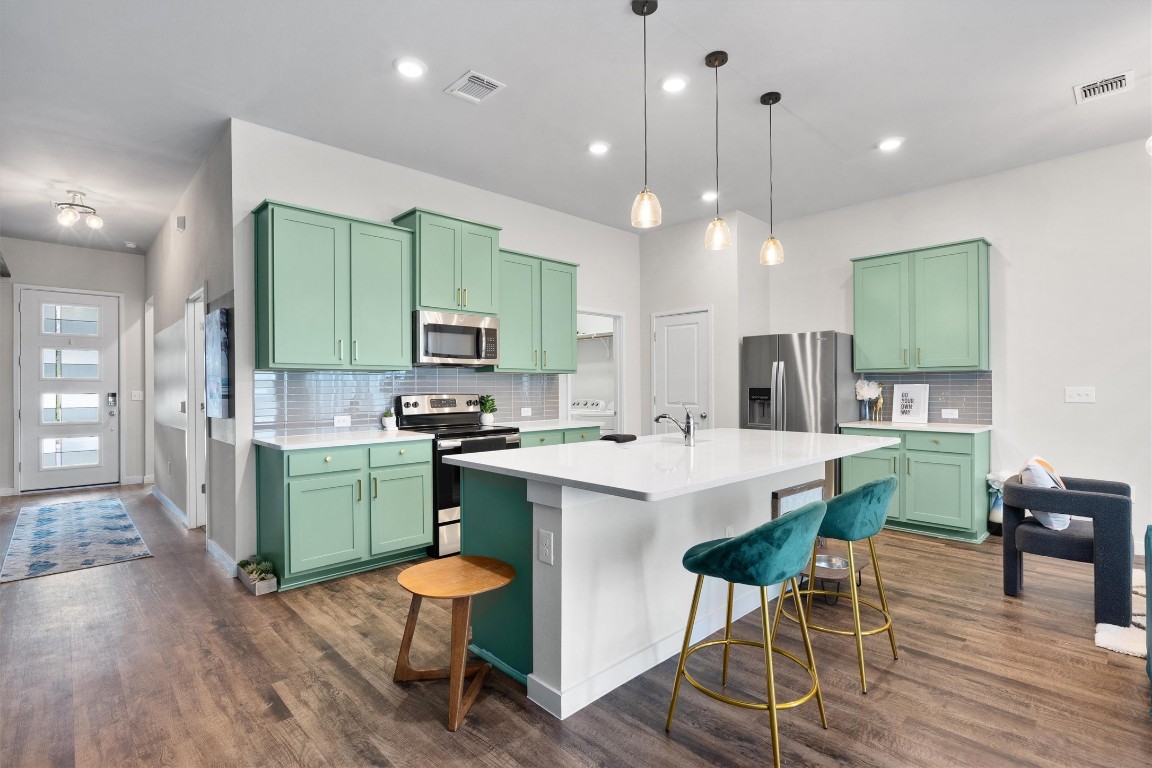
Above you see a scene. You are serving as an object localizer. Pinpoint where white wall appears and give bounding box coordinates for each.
[756,140,1152,544]
[228,119,642,559]
[0,237,147,491]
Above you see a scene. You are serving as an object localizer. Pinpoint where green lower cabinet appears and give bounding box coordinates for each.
[257,443,433,590]
[564,427,600,443]
[369,465,433,554]
[523,429,566,448]
[840,427,989,543]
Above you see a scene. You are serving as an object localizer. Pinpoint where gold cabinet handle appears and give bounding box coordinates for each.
[533,349,537,367]
[539,437,545,443]
[325,455,333,463]
[902,348,907,365]
[399,449,406,456]
[891,457,897,473]
[353,340,359,361]
[338,339,343,361]
[917,347,921,366]
[457,287,462,306]
[357,479,362,501]
[543,350,548,367]
[931,438,940,445]
[906,457,912,475]
[373,476,378,499]
[463,287,468,306]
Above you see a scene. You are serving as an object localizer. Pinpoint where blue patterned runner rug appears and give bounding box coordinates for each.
[1,497,152,583]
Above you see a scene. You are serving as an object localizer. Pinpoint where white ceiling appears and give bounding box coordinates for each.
[1,0,1149,254]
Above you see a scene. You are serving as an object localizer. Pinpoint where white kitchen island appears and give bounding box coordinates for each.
[446,428,899,719]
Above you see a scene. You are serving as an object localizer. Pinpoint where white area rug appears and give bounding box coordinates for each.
[1093,568,1147,658]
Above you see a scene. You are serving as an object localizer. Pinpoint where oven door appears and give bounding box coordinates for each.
[432,433,520,556]
[416,310,500,366]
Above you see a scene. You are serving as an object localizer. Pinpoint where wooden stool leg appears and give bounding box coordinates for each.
[447,596,490,732]
[394,594,423,682]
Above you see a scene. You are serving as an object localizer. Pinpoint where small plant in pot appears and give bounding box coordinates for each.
[236,555,278,595]
[381,407,397,431]
[478,394,497,425]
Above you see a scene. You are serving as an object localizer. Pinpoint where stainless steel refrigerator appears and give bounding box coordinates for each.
[739,331,857,434]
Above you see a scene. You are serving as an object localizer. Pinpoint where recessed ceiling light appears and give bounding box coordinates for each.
[878,136,905,152]
[393,57,427,79]
[588,141,611,155]
[124,241,137,249]
[701,191,718,202]
[661,75,688,93]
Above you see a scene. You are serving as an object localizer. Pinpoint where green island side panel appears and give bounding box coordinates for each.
[460,468,532,683]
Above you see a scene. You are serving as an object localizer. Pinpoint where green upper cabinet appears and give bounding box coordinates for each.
[392,208,501,314]
[495,250,578,374]
[255,201,412,371]
[852,239,989,373]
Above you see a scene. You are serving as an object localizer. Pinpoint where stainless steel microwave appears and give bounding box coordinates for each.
[415,310,500,366]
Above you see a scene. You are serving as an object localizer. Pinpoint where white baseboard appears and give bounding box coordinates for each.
[151,486,188,527]
[0,487,15,497]
[121,475,145,485]
[143,474,155,484]
[205,537,237,577]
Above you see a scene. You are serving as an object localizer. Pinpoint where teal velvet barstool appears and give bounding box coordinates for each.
[776,475,899,694]
[666,500,829,768]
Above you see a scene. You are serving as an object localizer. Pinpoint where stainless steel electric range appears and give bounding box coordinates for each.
[396,394,520,557]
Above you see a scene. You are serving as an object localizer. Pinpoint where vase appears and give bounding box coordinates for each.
[859,400,872,421]
[480,412,495,426]
[381,415,397,431]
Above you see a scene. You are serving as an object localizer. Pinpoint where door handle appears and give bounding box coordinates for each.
[533,349,537,367]
[464,288,468,307]
[902,348,907,365]
[917,347,921,366]
[906,457,912,475]
[353,340,359,361]
[457,288,462,307]
[699,412,708,420]
[338,339,344,361]
[891,456,897,473]
[357,479,362,501]
[543,350,548,367]
[373,476,378,499]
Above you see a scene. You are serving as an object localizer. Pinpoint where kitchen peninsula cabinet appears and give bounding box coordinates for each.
[392,208,500,314]
[840,423,990,542]
[254,200,412,370]
[518,426,600,447]
[853,239,989,372]
[255,435,433,590]
[495,250,578,373]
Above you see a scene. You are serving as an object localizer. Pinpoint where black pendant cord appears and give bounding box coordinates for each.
[714,65,720,218]
[642,11,648,188]
[768,103,774,233]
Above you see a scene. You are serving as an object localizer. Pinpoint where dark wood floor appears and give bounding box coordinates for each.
[2,485,1149,767]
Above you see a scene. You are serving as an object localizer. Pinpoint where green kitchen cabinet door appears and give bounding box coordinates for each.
[495,252,541,371]
[417,214,462,311]
[269,207,350,367]
[350,222,411,369]
[524,430,565,448]
[905,451,973,530]
[287,473,367,573]
[369,464,433,555]
[913,241,988,369]
[460,223,499,314]
[853,254,911,372]
[540,261,577,372]
[841,447,902,521]
[564,427,600,443]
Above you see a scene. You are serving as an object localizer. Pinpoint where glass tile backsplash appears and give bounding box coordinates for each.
[862,372,992,424]
[254,369,560,436]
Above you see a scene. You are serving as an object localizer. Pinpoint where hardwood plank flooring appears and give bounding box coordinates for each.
[2,485,1148,767]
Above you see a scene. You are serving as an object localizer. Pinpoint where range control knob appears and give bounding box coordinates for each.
[403,401,411,408]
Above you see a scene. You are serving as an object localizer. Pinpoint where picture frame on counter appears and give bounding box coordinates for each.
[892,383,929,423]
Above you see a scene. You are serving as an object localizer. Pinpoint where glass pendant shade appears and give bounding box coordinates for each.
[631,187,662,228]
[704,217,731,250]
[57,207,81,227]
[760,236,784,265]
[85,213,104,230]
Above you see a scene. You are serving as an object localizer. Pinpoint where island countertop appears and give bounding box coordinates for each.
[445,427,898,502]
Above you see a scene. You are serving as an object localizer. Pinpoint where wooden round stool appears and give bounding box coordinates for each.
[394,556,515,731]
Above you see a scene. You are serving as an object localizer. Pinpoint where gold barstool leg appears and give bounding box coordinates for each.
[722,582,734,686]
[666,575,705,731]
[790,576,828,728]
[770,577,785,646]
[845,541,869,694]
[760,587,782,768]
[806,540,819,616]
[868,537,898,659]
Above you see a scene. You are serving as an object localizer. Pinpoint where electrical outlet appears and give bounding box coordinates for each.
[942,408,959,419]
[538,529,555,565]
[521,407,532,416]
[1064,386,1096,404]
[334,414,352,427]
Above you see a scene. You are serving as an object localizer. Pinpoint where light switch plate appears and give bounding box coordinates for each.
[334,414,352,427]
[942,408,959,419]
[1064,386,1096,403]
[521,407,532,416]
[130,391,144,401]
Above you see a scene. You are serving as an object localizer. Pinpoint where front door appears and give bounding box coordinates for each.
[652,310,711,434]
[17,288,120,490]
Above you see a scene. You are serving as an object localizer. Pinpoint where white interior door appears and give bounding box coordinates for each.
[17,288,120,490]
[186,292,207,528]
[652,310,711,433]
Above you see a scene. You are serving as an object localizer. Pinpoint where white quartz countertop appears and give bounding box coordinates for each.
[445,428,899,502]
[839,421,992,434]
[252,430,433,450]
[495,420,594,432]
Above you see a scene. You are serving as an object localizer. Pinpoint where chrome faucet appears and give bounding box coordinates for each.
[654,403,696,447]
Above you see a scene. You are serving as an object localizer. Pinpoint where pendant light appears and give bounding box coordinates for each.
[630,0,661,228]
[759,92,783,266]
[703,51,730,250]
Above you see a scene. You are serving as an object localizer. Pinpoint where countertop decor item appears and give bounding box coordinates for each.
[872,389,884,421]
[381,408,397,431]
[759,91,784,266]
[236,555,278,595]
[630,0,662,229]
[891,383,929,423]
[478,394,497,425]
[855,378,881,420]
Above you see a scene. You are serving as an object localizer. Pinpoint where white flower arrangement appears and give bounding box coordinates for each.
[855,378,882,401]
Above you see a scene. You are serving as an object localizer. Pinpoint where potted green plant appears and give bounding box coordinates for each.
[236,555,278,595]
[381,407,397,431]
[478,394,497,425]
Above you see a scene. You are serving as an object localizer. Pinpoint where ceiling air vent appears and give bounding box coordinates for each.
[444,70,505,104]
[1073,70,1134,104]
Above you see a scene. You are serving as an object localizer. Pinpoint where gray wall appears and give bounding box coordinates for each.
[0,237,147,492]
[152,318,186,511]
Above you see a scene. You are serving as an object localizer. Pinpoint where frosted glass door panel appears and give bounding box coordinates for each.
[41,348,100,379]
[40,436,100,469]
[42,304,99,335]
[41,393,100,423]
